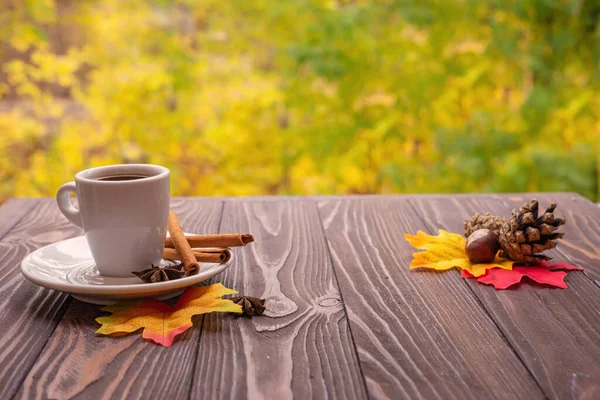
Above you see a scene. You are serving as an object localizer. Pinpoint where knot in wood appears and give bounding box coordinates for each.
[318,297,342,308]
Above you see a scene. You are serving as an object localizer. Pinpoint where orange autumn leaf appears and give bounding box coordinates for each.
[96,283,242,347]
[404,229,514,277]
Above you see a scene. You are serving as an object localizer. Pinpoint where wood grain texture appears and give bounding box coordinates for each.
[0,198,39,239]
[0,199,81,399]
[15,198,223,400]
[317,197,543,400]
[501,193,600,287]
[410,195,600,400]
[191,199,367,400]
[6,194,599,400]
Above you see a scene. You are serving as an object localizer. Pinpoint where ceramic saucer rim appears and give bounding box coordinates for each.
[20,235,232,296]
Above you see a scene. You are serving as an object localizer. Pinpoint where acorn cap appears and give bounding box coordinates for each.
[465,213,506,237]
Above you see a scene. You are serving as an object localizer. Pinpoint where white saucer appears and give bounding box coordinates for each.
[20,235,232,305]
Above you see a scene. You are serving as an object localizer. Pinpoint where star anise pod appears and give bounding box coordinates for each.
[133,263,185,283]
[230,296,266,317]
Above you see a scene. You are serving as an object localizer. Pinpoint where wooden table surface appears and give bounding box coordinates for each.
[1,193,599,400]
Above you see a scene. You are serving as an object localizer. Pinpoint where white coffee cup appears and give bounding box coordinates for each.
[56,164,170,277]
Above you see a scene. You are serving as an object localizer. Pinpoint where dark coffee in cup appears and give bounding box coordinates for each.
[96,175,148,181]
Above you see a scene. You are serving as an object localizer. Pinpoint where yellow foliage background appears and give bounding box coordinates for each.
[1,0,598,202]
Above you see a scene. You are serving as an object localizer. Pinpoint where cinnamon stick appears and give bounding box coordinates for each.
[165,233,254,249]
[162,247,231,264]
[167,211,200,276]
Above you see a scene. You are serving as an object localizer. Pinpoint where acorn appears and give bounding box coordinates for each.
[466,229,500,264]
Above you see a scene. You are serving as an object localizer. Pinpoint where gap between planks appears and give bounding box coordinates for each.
[315,196,543,400]
[191,198,368,400]
[405,198,547,396]
[13,199,224,400]
[0,199,77,400]
[407,195,600,400]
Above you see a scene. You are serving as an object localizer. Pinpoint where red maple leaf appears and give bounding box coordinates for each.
[460,260,583,290]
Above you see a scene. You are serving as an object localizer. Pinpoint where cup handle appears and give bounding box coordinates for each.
[56,181,83,229]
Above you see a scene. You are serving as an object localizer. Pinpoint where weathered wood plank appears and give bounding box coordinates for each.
[410,195,600,400]
[0,199,80,399]
[0,198,39,239]
[317,197,543,400]
[15,198,223,400]
[191,199,367,400]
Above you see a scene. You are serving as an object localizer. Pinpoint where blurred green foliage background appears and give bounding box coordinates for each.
[1,0,598,202]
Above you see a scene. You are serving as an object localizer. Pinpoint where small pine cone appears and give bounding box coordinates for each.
[465,213,507,237]
[498,200,566,265]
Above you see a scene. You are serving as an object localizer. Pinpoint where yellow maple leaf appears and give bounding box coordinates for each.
[404,229,513,277]
[96,283,242,347]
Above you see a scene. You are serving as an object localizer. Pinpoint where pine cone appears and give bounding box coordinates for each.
[498,200,566,265]
[465,213,507,237]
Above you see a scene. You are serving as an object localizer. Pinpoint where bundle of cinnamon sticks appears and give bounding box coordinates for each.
[164,211,254,276]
